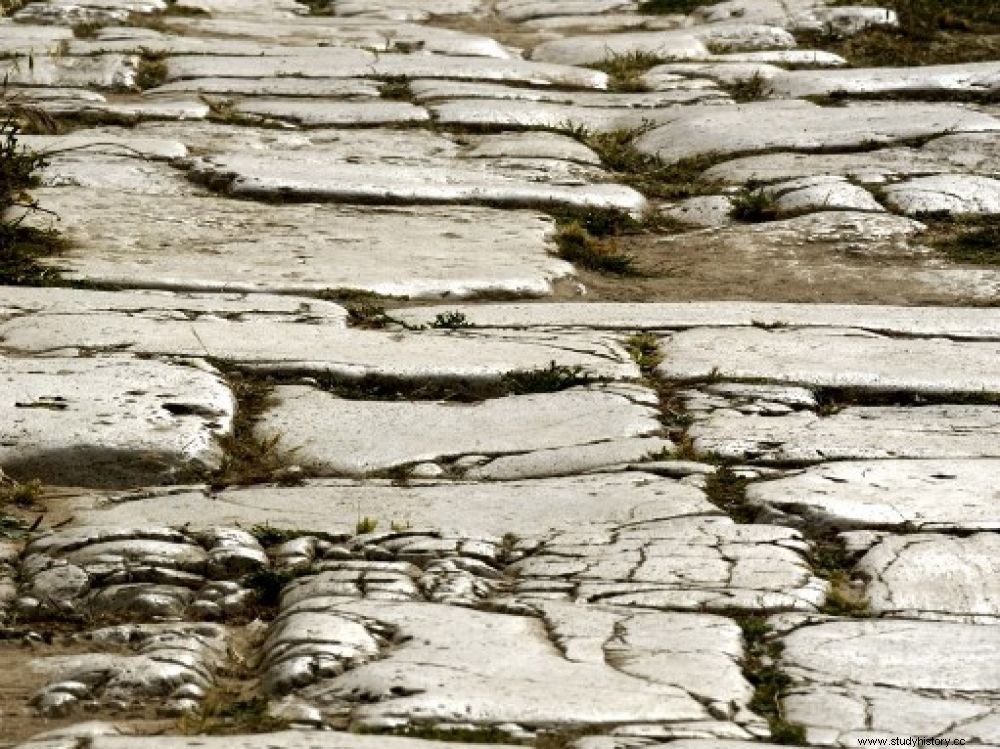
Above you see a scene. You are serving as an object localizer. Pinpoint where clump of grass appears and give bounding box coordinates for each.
[134,56,168,90]
[704,466,758,522]
[725,72,770,102]
[927,217,1000,265]
[356,516,378,534]
[500,362,593,395]
[590,51,663,91]
[626,332,663,374]
[554,220,639,275]
[180,695,289,736]
[0,477,43,508]
[730,187,781,222]
[346,299,392,329]
[358,725,514,743]
[431,311,473,329]
[379,77,411,100]
[738,616,809,745]
[813,539,871,617]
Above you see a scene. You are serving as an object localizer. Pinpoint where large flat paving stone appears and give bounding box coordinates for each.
[768,61,1000,99]
[231,99,430,127]
[0,356,233,488]
[18,731,522,749]
[26,189,571,298]
[255,383,667,478]
[410,79,725,107]
[776,616,1000,746]
[689,404,1000,463]
[509,516,826,613]
[0,319,636,382]
[393,302,1000,339]
[263,598,761,738]
[746,459,1000,531]
[883,174,1000,216]
[0,54,138,89]
[657,327,1000,395]
[634,101,1000,164]
[68,472,720,536]
[856,533,1000,622]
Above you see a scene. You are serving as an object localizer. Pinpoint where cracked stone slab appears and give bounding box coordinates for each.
[188,146,645,213]
[393,301,1000,339]
[768,61,1000,99]
[0,23,73,55]
[703,132,1000,184]
[25,189,572,298]
[166,52,608,88]
[231,99,431,126]
[856,533,1000,622]
[509,516,826,613]
[0,286,348,324]
[634,101,1000,164]
[657,327,1000,395]
[148,76,383,97]
[746,459,1000,532]
[410,79,725,107]
[761,176,884,214]
[162,17,513,58]
[776,616,1000,746]
[531,30,709,65]
[265,598,760,737]
[255,383,666,477]
[497,0,636,22]
[688,404,1000,463]
[20,732,524,749]
[0,54,138,89]
[883,174,1000,215]
[34,154,201,195]
[0,319,636,382]
[0,356,233,488]
[68,472,717,537]
[13,0,166,24]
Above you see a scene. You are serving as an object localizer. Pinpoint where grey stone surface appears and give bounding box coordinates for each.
[0,54,138,89]
[531,30,709,65]
[635,101,1000,164]
[68,472,717,537]
[768,61,1000,99]
[25,189,572,298]
[762,175,884,214]
[883,174,1000,215]
[778,617,1000,746]
[255,383,666,477]
[231,99,431,126]
[856,533,1000,622]
[657,326,1000,394]
[746,459,1000,531]
[0,357,233,488]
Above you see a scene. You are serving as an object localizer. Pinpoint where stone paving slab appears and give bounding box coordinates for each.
[255,383,667,478]
[746,459,1000,531]
[230,99,431,127]
[657,327,1000,394]
[883,174,1000,215]
[410,79,725,107]
[768,61,1000,99]
[0,356,233,488]
[0,55,138,90]
[0,318,636,381]
[393,301,1000,339]
[689,404,1000,463]
[775,616,1000,746]
[17,731,522,749]
[25,189,570,298]
[34,154,202,195]
[856,533,1000,622]
[634,101,1000,164]
[66,472,717,536]
[148,77,383,97]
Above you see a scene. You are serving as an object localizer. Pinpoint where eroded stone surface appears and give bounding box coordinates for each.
[255,383,666,477]
[883,175,1000,215]
[0,357,233,488]
[746,459,1000,531]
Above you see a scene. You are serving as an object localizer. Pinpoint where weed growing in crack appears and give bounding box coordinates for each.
[704,466,758,522]
[379,76,412,100]
[924,215,1000,265]
[554,220,639,275]
[625,332,663,374]
[813,539,871,617]
[180,694,289,735]
[134,55,168,90]
[358,725,515,743]
[500,362,593,395]
[356,516,378,534]
[590,51,663,91]
[243,568,298,609]
[724,71,770,102]
[730,187,781,222]
[638,0,722,13]
[738,616,808,745]
[0,477,42,509]
[431,311,473,329]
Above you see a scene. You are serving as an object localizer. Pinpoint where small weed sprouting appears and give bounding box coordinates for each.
[554,220,639,276]
[134,56,168,90]
[704,466,758,523]
[730,187,780,222]
[379,77,411,101]
[725,72,770,102]
[590,51,662,91]
[431,311,473,329]
[500,362,593,396]
[738,616,809,745]
[346,299,392,329]
[356,516,378,534]
[813,539,871,617]
[180,694,289,736]
[625,332,663,374]
[0,477,43,508]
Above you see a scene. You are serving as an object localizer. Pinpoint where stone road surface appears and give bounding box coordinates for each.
[0,0,998,747]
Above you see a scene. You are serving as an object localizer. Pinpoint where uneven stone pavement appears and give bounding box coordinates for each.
[0,0,999,747]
